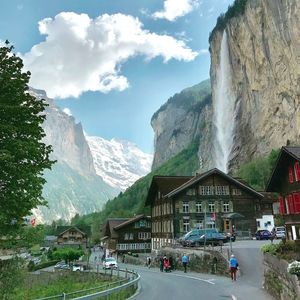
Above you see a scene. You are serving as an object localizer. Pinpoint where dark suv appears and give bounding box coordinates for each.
[255,229,271,240]
[179,229,229,247]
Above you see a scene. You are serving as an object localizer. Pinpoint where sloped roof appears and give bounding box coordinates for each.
[145,175,192,205]
[266,146,300,192]
[114,214,151,230]
[102,218,129,239]
[56,226,89,237]
[165,168,263,198]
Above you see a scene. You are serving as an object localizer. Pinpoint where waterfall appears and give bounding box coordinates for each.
[213,31,236,173]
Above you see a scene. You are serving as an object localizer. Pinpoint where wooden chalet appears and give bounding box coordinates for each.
[102,215,151,253]
[146,169,275,250]
[56,226,90,249]
[266,146,300,241]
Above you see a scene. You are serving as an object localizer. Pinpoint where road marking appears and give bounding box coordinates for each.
[232,295,237,300]
[168,272,215,285]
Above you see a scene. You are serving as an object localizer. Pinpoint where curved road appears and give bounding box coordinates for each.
[92,240,275,300]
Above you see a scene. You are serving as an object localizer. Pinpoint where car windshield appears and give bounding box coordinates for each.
[106,258,115,262]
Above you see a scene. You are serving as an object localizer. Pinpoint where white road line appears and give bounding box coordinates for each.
[168,272,215,285]
[232,295,237,300]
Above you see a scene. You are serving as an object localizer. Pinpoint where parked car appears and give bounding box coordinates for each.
[255,229,272,240]
[102,257,118,269]
[275,226,286,239]
[179,229,229,247]
[72,264,84,271]
[54,262,70,270]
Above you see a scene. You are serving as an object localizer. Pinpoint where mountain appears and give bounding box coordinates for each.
[151,79,213,171]
[209,0,300,172]
[86,136,153,191]
[29,88,119,223]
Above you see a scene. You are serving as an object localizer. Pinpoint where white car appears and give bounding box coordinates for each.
[72,264,84,271]
[103,257,118,269]
[275,226,286,239]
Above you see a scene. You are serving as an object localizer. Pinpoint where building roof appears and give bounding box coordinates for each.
[145,175,192,206]
[56,226,88,237]
[165,168,264,198]
[114,214,150,230]
[266,146,300,192]
[102,218,129,239]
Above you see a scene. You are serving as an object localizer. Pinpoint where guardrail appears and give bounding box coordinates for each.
[35,268,140,300]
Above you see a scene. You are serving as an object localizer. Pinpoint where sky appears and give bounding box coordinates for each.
[0,0,234,154]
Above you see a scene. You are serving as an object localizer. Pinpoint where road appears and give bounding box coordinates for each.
[87,240,277,300]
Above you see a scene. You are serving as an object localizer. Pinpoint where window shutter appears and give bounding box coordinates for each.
[279,197,285,214]
[289,166,294,183]
[293,193,300,213]
[288,194,295,214]
[295,162,300,181]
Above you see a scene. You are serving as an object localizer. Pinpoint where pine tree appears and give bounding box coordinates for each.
[0,41,55,235]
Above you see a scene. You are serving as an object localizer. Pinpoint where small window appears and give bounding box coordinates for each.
[183,201,189,213]
[223,202,229,212]
[183,220,190,233]
[289,166,294,183]
[208,202,215,213]
[196,202,202,213]
[186,188,196,196]
[232,189,242,195]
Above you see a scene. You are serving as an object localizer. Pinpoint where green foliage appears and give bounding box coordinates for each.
[261,244,279,255]
[0,42,55,235]
[72,140,200,241]
[28,260,60,272]
[209,0,249,42]
[152,79,211,122]
[235,149,280,190]
[0,257,25,299]
[287,261,300,276]
[0,225,45,249]
[52,247,84,264]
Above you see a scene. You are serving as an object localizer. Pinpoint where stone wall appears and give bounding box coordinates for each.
[263,253,300,300]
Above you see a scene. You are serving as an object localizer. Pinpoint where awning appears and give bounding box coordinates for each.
[222,213,245,219]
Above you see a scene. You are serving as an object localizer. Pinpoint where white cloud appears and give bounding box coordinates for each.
[63,108,72,116]
[22,12,198,99]
[152,0,199,22]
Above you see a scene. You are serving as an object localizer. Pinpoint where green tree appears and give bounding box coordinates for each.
[52,247,84,264]
[0,42,55,235]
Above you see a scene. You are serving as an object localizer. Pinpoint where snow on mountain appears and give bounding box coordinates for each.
[86,136,153,191]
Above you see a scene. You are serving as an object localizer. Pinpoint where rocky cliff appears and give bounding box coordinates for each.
[210,0,300,172]
[151,80,214,171]
[29,88,119,223]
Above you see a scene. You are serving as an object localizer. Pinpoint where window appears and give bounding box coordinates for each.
[223,202,229,212]
[138,232,151,239]
[183,220,190,233]
[208,202,215,212]
[215,186,229,195]
[279,196,286,215]
[295,162,300,181]
[293,193,300,213]
[288,194,295,214]
[232,188,242,195]
[195,219,203,229]
[186,188,196,196]
[183,201,189,213]
[199,186,214,195]
[196,202,202,213]
[289,166,294,183]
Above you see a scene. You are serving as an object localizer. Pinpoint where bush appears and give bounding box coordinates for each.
[261,244,279,255]
[287,261,300,276]
[29,260,60,271]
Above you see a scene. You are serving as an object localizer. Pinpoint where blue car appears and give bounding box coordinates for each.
[255,230,271,240]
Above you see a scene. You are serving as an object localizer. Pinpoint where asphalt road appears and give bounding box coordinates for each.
[85,240,277,300]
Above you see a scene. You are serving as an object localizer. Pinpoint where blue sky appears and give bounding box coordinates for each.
[0,0,234,153]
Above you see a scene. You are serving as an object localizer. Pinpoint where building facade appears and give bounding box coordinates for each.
[266,146,300,240]
[56,226,89,249]
[146,169,274,250]
[102,215,151,253]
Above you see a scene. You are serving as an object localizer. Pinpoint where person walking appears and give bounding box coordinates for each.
[229,254,239,281]
[181,253,189,273]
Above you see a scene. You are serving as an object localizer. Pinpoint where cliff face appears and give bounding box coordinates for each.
[210,0,300,171]
[151,80,214,171]
[31,89,96,175]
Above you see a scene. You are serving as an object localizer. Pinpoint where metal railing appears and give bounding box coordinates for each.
[35,268,140,300]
